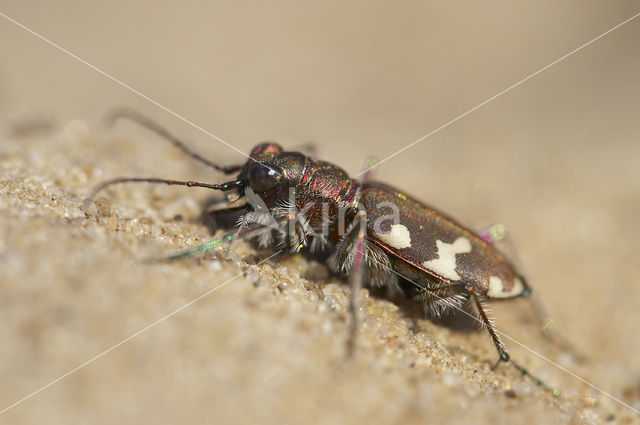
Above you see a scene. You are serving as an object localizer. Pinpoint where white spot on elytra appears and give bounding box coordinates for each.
[512,277,525,296]
[375,224,412,249]
[488,275,525,298]
[422,237,471,281]
[487,276,504,297]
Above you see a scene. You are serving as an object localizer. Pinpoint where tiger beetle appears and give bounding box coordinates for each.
[85,107,559,394]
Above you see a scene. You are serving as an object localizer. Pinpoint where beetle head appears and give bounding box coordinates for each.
[236,143,307,207]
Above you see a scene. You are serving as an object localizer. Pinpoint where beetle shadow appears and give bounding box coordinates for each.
[422,307,479,333]
[371,280,480,334]
[199,198,247,231]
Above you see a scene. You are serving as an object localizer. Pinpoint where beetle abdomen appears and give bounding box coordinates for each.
[359,182,528,299]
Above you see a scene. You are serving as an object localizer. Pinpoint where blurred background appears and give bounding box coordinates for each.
[1,1,639,424]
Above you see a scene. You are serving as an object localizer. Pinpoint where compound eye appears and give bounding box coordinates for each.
[247,163,282,193]
[250,143,283,156]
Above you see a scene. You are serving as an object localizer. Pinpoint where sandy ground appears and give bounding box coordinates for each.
[0,120,639,425]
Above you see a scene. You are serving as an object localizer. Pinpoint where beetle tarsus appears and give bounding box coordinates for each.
[509,358,558,396]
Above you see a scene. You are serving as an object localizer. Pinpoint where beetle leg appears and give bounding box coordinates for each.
[470,294,510,364]
[160,220,279,262]
[203,196,248,214]
[348,212,368,356]
[333,210,369,357]
[470,294,557,392]
[359,157,379,183]
[478,223,508,243]
[416,284,469,318]
[480,225,585,363]
[275,213,312,253]
[292,142,319,159]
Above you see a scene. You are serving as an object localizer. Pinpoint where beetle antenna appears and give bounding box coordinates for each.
[82,177,242,213]
[509,358,559,396]
[105,107,242,174]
